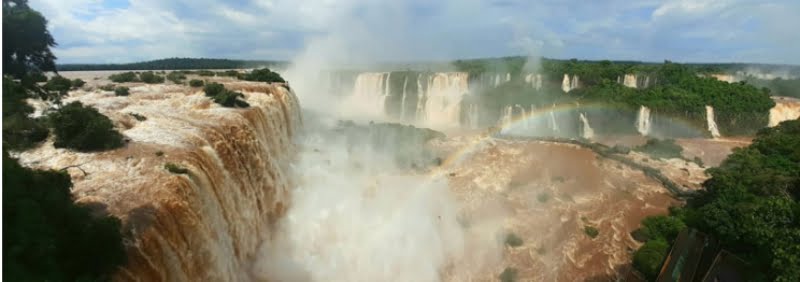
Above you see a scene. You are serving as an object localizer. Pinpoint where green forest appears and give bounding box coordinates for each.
[631,119,800,281]
[57,57,288,71]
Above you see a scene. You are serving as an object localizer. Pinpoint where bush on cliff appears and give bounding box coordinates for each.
[188,79,204,87]
[138,71,165,84]
[108,71,138,83]
[635,138,683,159]
[203,82,249,108]
[240,68,285,83]
[633,238,669,280]
[49,101,124,151]
[3,152,127,281]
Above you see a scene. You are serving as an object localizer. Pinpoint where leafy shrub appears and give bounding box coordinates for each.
[99,84,115,91]
[610,144,631,154]
[197,70,214,76]
[639,215,686,242]
[203,82,226,97]
[3,114,49,150]
[43,75,73,95]
[71,78,86,89]
[212,90,249,108]
[505,233,524,247]
[2,78,49,150]
[155,151,164,157]
[164,163,189,174]
[166,71,186,84]
[584,226,599,238]
[108,71,138,83]
[499,267,517,282]
[635,138,683,159]
[188,79,204,87]
[692,156,704,167]
[138,71,165,84]
[216,70,240,77]
[241,68,286,83]
[49,102,124,152]
[3,153,127,281]
[114,86,130,96]
[632,239,669,280]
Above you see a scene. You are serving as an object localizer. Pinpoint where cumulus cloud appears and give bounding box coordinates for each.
[28,0,800,64]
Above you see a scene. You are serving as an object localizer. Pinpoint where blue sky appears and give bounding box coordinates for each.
[29,0,800,65]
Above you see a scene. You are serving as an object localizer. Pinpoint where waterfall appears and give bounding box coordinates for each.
[494,74,501,86]
[499,105,513,126]
[423,72,469,128]
[643,76,651,88]
[580,112,595,140]
[549,104,559,132]
[562,74,571,93]
[399,75,408,120]
[468,104,479,129]
[535,74,542,90]
[562,74,579,93]
[636,106,652,136]
[524,74,543,90]
[415,73,425,121]
[505,73,511,82]
[623,74,638,88]
[705,105,722,138]
[768,99,800,127]
[515,104,528,129]
[16,83,301,281]
[351,72,390,118]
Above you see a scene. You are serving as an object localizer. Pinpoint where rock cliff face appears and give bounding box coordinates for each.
[17,81,301,281]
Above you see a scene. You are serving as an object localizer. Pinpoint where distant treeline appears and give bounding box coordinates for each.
[57,58,288,71]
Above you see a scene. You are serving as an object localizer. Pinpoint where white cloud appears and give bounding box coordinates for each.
[26,0,800,64]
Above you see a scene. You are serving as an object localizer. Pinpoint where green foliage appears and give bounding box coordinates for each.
[114,86,129,96]
[197,70,214,76]
[633,238,669,280]
[108,71,138,83]
[49,101,124,152]
[188,79,204,87]
[71,78,85,89]
[505,233,524,247]
[692,156,704,167]
[499,267,517,282]
[635,138,683,159]
[217,70,240,77]
[202,82,249,108]
[3,152,126,281]
[2,77,49,150]
[745,77,800,98]
[241,68,286,83]
[164,163,188,174]
[628,120,800,281]
[584,226,599,238]
[203,82,225,96]
[138,71,164,84]
[639,215,686,242]
[3,0,57,80]
[212,90,249,108]
[166,71,186,84]
[99,84,115,91]
[43,75,73,95]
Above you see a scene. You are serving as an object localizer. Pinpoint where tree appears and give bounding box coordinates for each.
[108,71,138,83]
[49,101,124,152]
[203,82,225,97]
[43,75,73,96]
[3,0,57,82]
[71,78,85,89]
[240,68,286,83]
[114,86,130,96]
[3,152,126,281]
[633,239,669,280]
[138,71,164,84]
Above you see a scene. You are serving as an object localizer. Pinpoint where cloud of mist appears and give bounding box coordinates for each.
[251,121,504,282]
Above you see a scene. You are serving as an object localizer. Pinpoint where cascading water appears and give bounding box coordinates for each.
[636,106,652,136]
[579,112,595,139]
[467,104,479,129]
[415,73,426,122]
[623,74,638,88]
[562,74,579,93]
[399,75,409,120]
[705,105,721,138]
[494,74,501,86]
[349,72,390,119]
[524,74,543,90]
[549,104,559,132]
[499,105,513,126]
[768,98,800,127]
[423,72,469,128]
[17,83,301,281]
[505,73,511,82]
[514,104,528,130]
